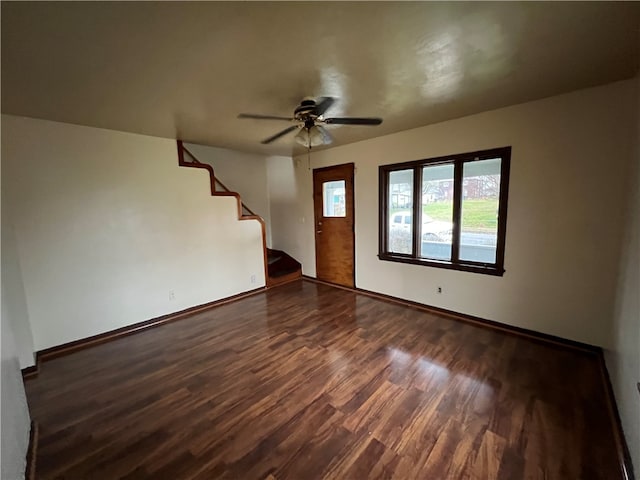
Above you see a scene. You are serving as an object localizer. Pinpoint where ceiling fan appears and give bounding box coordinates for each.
[238,97,383,147]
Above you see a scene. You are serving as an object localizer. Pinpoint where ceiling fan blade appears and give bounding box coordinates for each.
[261,125,298,144]
[324,117,383,125]
[313,97,336,116]
[238,113,293,121]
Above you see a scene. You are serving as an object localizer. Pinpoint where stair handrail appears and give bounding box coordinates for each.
[180,145,258,217]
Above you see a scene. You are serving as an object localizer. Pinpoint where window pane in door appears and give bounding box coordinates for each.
[459,158,501,263]
[421,164,454,260]
[387,169,413,254]
[323,180,346,217]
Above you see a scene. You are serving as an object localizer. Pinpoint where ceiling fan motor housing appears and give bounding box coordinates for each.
[294,99,317,118]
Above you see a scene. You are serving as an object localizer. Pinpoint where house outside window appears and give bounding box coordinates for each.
[379,147,511,276]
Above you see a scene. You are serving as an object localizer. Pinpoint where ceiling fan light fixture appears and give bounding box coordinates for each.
[295,125,331,148]
[294,128,310,147]
[309,125,332,146]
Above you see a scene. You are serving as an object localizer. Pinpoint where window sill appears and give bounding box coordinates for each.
[378,253,505,276]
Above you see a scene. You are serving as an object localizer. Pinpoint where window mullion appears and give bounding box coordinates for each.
[451,160,463,263]
[379,168,388,254]
[411,166,422,258]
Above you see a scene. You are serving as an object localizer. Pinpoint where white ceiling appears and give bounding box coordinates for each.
[2,2,639,156]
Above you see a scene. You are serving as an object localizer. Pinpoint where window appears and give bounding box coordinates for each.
[387,170,413,254]
[323,180,346,217]
[379,147,511,275]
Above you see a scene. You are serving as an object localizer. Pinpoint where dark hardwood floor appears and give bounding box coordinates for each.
[25,280,621,479]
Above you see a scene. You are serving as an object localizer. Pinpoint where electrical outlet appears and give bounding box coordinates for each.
[169,290,175,301]
[437,287,442,294]
[250,274,256,284]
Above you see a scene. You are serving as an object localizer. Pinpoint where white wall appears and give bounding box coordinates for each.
[1,311,31,480]
[1,167,31,480]
[184,143,274,247]
[1,204,35,368]
[267,156,303,257]
[271,80,637,347]
[2,115,265,351]
[605,76,640,473]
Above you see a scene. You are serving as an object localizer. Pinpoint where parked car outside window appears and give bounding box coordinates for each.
[389,211,452,242]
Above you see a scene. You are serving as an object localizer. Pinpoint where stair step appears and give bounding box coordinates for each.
[266,248,301,281]
[267,255,282,265]
[270,266,300,278]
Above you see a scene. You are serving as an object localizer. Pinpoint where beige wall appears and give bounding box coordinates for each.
[605,75,640,473]
[2,115,265,351]
[271,79,637,347]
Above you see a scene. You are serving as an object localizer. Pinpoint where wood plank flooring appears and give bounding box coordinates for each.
[25,280,621,479]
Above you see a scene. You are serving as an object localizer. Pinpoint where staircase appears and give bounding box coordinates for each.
[176,141,301,287]
[267,248,302,286]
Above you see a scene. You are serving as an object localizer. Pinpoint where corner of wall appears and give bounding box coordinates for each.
[1,152,36,369]
[603,73,640,475]
[266,155,312,271]
[1,307,32,480]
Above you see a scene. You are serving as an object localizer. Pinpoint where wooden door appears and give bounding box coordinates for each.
[313,163,355,287]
